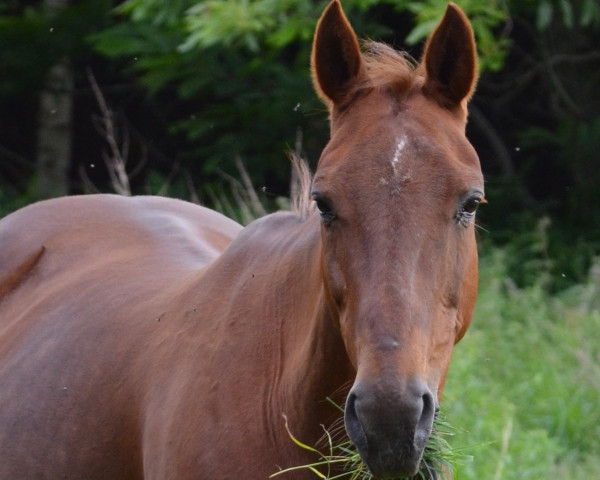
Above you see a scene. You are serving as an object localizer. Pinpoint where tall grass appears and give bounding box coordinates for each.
[442,249,600,479]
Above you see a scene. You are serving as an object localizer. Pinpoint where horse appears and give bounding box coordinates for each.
[0,1,482,478]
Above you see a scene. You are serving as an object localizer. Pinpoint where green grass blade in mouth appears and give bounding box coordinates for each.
[272,403,472,480]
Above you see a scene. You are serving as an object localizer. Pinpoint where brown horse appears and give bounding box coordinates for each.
[0,1,482,478]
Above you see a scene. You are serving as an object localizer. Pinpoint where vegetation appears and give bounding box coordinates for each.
[443,248,600,479]
[272,403,465,480]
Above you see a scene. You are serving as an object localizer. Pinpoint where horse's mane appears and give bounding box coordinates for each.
[360,40,418,95]
[289,153,315,220]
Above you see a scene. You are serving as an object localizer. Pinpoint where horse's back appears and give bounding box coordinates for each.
[0,194,241,479]
[0,194,240,281]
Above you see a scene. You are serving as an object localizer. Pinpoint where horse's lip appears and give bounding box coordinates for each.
[364,454,422,480]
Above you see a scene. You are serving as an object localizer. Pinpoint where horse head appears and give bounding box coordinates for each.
[311,1,482,477]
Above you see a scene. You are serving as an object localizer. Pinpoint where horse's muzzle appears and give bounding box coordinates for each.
[344,378,435,479]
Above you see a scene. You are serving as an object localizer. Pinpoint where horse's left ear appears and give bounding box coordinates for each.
[311,0,363,107]
[421,3,478,109]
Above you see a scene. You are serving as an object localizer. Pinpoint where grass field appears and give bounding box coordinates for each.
[442,248,600,479]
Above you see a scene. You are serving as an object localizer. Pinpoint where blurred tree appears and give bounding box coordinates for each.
[471,0,600,288]
[35,0,73,199]
[0,0,113,204]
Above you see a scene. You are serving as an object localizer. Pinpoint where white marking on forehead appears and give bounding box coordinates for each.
[391,135,408,177]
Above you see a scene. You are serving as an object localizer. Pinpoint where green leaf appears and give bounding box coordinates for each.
[91,23,180,57]
[580,0,600,27]
[405,19,438,45]
[536,0,554,31]
[559,0,574,29]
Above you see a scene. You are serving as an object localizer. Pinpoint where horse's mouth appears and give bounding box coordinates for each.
[362,446,425,479]
[359,446,439,480]
[344,392,430,479]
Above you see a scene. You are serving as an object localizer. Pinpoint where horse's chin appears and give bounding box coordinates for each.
[361,453,440,480]
[361,450,424,480]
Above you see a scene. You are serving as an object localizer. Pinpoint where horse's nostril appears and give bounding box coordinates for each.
[344,391,368,455]
[415,389,435,449]
[422,389,435,422]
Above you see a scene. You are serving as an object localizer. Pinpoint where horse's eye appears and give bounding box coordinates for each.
[457,193,484,227]
[311,192,335,225]
[462,198,481,215]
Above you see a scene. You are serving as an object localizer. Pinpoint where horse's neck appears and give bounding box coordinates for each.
[211,212,353,436]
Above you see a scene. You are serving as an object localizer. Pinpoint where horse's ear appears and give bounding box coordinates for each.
[421,3,478,109]
[311,0,363,106]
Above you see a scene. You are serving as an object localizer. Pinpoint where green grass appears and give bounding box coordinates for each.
[442,248,600,479]
[271,406,467,480]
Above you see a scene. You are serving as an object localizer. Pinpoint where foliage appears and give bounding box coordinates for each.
[0,186,35,219]
[91,0,323,191]
[443,249,600,479]
[525,0,600,31]
[468,0,600,289]
[403,0,509,71]
[0,0,112,96]
[519,115,600,228]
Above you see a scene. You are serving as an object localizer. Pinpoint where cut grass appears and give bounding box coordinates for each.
[271,400,472,480]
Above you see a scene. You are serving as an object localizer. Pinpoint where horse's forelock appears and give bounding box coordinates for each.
[359,40,418,96]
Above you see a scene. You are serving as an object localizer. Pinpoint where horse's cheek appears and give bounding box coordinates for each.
[321,241,348,308]
[455,241,479,343]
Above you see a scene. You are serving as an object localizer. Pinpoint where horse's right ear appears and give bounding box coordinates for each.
[421,3,478,109]
[311,0,363,107]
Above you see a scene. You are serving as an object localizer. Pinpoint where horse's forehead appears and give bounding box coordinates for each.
[321,94,476,183]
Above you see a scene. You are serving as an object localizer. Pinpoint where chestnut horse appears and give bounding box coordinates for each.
[0,1,483,478]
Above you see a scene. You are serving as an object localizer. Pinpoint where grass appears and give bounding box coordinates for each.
[442,248,600,479]
[272,401,470,480]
